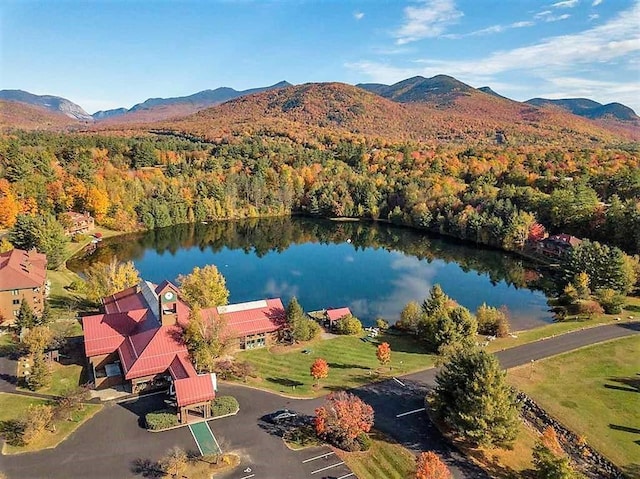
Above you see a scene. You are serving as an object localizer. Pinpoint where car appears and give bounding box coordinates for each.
[269,409,298,422]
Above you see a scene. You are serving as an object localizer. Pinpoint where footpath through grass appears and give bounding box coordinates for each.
[0,392,101,454]
[508,335,640,472]
[238,332,435,397]
[335,431,416,479]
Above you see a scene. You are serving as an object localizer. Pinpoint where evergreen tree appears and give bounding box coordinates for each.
[28,354,52,391]
[286,297,318,341]
[15,300,36,330]
[431,348,519,448]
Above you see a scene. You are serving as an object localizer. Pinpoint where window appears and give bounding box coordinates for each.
[12,290,19,296]
[12,299,20,305]
[13,310,19,317]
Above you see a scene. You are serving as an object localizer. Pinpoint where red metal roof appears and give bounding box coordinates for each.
[0,249,47,291]
[82,309,149,357]
[327,307,351,322]
[174,374,216,407]
[103,286,147,314]
[216,298,286,337]
[122,325,190,380]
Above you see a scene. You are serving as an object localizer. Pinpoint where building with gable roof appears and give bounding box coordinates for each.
[82,278,285,423]
[0,248,48,325]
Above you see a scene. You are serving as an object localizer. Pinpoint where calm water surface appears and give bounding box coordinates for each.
[69,218,554,330]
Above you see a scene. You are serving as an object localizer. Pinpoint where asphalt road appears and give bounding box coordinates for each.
[0,321,637,479]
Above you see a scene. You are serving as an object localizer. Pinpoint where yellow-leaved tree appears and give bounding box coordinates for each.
[177,265,229,308]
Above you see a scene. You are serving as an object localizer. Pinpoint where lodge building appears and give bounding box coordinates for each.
[82,279,285,423]
[0,248,48,325]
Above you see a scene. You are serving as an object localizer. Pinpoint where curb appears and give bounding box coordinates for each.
[147,408,239,433]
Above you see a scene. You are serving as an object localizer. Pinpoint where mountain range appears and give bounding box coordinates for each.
[1,75,638,144]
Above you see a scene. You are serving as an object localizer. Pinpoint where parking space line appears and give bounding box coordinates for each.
[239,475,255,479]
[311,461,345,475]
[337,473,355,479]
[302,451,335,463]
[392,377,406,386]
[396,407,426,418]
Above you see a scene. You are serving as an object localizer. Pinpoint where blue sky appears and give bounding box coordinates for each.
[1,0,638,113]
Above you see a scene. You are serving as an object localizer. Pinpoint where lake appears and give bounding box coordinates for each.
[69,217,554,330]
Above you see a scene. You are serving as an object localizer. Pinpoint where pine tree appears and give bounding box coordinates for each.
[431,348,519,448]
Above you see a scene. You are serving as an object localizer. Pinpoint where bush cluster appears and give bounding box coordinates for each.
[210,396,239,417]
[145,410,179,430]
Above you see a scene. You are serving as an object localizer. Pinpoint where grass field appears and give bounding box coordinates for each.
[508,335,640,472]
[487,295,640,353]
[237,332,435,397]
[0,392,101,454]
[335,432,416,479]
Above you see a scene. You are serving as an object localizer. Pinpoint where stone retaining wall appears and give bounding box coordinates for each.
[517,392,624,479]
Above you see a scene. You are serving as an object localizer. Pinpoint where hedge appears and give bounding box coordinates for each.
[211,396,239,417]
[145,409,178,430]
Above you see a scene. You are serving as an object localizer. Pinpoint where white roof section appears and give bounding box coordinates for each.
[139,280,160,323]
[217,300,268,314]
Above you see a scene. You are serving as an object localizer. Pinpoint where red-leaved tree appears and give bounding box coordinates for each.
[310,358,329,386]
[416,451,451,479]
[527,222,546,243]
[376,342,391,369]
[314,391,374,451]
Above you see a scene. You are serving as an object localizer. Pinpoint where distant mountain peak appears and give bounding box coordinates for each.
[525,97,638,122]
[357,74,474,104]
[0,89,92,121]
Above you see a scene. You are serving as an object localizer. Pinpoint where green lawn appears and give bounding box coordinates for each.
[0,392,101,454]
[336,432,416,479]
[237,332,435,397]
[487,295,640,353]
[508,335,640,473]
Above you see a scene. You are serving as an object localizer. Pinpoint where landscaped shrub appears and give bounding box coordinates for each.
[355,432,372,451]
[596,288,625,314]
[210,396,239,417]
[145,410,178,430]
[334,314,363,335]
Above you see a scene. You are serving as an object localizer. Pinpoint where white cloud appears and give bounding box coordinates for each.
[592,0,603,5]
[443,20,534,39]
[535,10,571,21]
[552,0,579,8]
[589,13,600,20]
[395,0,463,44]
[348,2,640,110]
[354,11,364,20]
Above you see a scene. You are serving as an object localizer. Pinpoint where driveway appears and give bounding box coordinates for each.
[0,321,637,479]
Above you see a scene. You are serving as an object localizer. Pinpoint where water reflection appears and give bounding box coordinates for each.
[69,217,555,330]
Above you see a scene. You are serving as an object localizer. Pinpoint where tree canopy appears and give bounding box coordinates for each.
[177,265,229,308]
[431,347,519,448]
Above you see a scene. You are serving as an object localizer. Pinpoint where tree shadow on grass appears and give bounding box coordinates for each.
[326,362,369,370]
[604,376,640,393]
[266,377,303,387]
[609,424,640,435]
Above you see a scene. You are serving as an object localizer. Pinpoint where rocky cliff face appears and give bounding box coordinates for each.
[0,89,92,121]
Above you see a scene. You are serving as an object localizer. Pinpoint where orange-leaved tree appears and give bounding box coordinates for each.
[310,358,329,386]
[314,391,374,451]
[416,451,451,479]
[376,342,391,369]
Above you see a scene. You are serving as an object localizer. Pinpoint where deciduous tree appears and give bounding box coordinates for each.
[431,348,519,448]
[476,303,510,337]
[334,314,363,336]
[183,307,229,373]
[310,358,329,386]
[159,446,188,478]
[532,427,579,479]
[178,264,229,308]
[416,451,451,479]
[22,325,54,355]
[376,342,391,368]
[83,257,140,302]
[314,391,374,451]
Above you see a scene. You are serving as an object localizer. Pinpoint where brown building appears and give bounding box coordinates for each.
[0,249,47,325]
[61,211,95,236]
[536,234,582,259]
